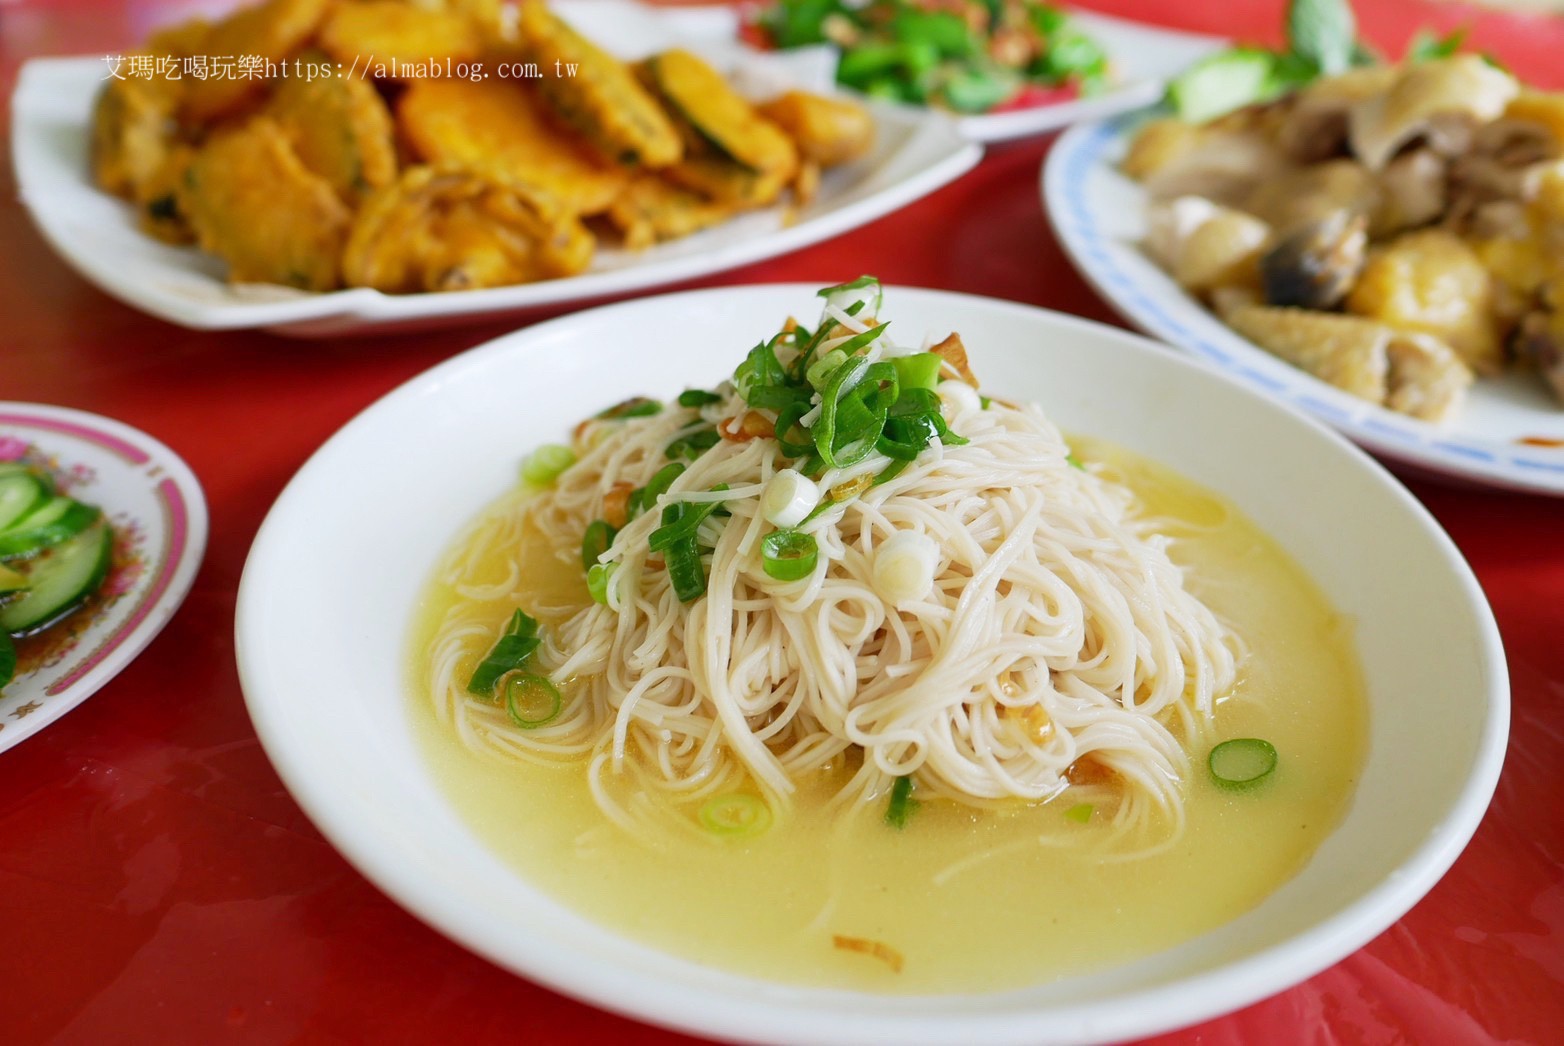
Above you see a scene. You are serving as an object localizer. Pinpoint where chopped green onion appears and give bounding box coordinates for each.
[761,529,818,581]
[521,444,575,487]
[734,338,789,399]
[1209,738,1279,789]
[1063,802,1094,824]
[503,672,562,728]
[884,774,919,829]
[677,389,723,408]
[806,349,848,391]
[979,395,992,410]
[665,427,720,461]
[648,488,729,552]
[636,462,686,515]
[596,397,661,419]
[698,794,773,837]
[665,538,708,602]
[467,609,541,698]
[892,353,943,392]
[581,519,616,570]
[0,630,14,690]
[871,459,911,486]
[817,275,883,314]
[1067,453,1085,471]
[586,562,615,604]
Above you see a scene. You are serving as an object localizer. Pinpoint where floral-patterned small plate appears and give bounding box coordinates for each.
[0,404,207,752]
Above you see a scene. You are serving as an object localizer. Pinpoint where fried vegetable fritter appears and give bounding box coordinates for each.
[136,146,198,244]
[342,166,594,293]
[91,75,180,200]
[662,152,792,209]
[398,78,627,214]
[517,0,681,169]
[182,117,352,289]
[181,0,332,123]
[641,49,798,180]
[604,176,742,250]
[757,90,875,168]
[267,53,398,204]
[316,1,483,71]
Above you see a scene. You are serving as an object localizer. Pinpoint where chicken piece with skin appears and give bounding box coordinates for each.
[1348,55,1519,171]
[1347,229,1504,373]
[1224,304,1472,422]
[1144,197,1270,297]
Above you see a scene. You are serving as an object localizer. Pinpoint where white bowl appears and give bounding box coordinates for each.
[236,285,1507,1044]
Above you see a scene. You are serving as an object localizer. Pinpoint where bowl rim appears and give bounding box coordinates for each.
[235,283,1509,1045]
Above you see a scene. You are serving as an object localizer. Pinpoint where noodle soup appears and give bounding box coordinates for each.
[410,433,1365,993]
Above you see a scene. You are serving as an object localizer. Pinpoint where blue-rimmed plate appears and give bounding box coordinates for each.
[1044,112,1564,497]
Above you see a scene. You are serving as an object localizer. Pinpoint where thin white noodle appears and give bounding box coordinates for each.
[426,342,1243,851]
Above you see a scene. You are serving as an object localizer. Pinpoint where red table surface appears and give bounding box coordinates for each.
[3,0,1563,1042]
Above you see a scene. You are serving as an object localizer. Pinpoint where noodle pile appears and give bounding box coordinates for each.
[428,293,1241,840]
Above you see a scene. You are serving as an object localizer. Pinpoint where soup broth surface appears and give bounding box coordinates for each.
[409,440,1367,992]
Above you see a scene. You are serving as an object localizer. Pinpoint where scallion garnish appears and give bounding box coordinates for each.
[677,389,723,408]
[1064,802,1094,824]
[884,774,918,828]
[503,671,562,728]
[761,529,818,580]
[521,444,574,487]
[1208,738,1278,789]
[891,352,943,392]
[586,562,615,604]
[806,348,848,391]
[665,427,720,461]
[581,519,616,571]
[467,609,542,698]
[698,794,773,838]
[1067,452,1085,471]
[596,397,661,419]
[633,462,685,517]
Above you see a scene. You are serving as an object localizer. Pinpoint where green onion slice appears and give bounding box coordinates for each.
[806,349,848,391]
[521,444,574,487]
[698,794,773,837]
[761,529,818,581]
[677,389,723,408]
[581,519,616,571]
[503,672,562,728]
[884,775,919,829]
[891,352,943,392]
[816,275,883,315]
[636,462,685,516]
[1063,802,1094,824]
[467,609,542,698]
[586,562,615,605]
[1208,738,1278,789]
[596,397,661,420]
[665,538,708,603]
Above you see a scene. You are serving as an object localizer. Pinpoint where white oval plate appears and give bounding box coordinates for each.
[1044,112,1564,496]
[236,285,1506,1045]
[0,404,207,752]
[9,2,979,338]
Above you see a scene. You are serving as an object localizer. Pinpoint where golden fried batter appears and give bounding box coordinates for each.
[517,0,681,169]
[662,152,792,209]
[182,117,352,289]
[757,90,874,167]
[342,166,594,293]
[267,53,398,204]
[398,78,627,214]
[642,50,798,180]
[182,0,332,123]
[91,75,180,200]
[317,2,483,72]
[136,145,198,244]
[604,176,741,250]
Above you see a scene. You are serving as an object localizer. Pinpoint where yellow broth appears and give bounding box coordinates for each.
[407,444,1366,992]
